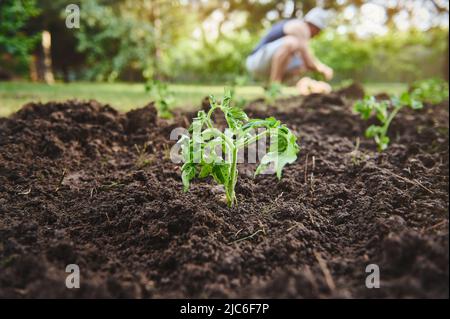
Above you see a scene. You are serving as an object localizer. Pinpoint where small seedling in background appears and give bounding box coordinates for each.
[228,86,247,109]
[145,80,174,119]
[234,75,248,87]
[348,137,365,166]
[354,92,423,151]
[409,78,449,105]
[180,90,299,207]
[264,82,283,104]
[228,76,249,109]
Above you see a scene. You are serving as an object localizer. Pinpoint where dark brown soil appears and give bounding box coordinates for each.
[336,82,365,100]
[0,92,448,298]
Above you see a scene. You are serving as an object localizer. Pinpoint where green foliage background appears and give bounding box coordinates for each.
[0,0,40,75]
[0,0,448,84]
[311,29,448,83]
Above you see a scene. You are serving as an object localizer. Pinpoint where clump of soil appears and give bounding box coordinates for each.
[0,92,448,298]
[337,82,365,100]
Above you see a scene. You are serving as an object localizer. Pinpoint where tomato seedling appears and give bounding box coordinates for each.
[354,92,423,151]
[264,82,283,104]
[180,90,299,207]
[228,84,247,109]
[145,80,174,119]
[409,78,449,105]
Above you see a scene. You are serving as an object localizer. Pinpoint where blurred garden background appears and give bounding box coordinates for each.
[0,0,449,116]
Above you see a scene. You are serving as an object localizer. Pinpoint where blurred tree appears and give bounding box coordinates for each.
[311,32,372,82]
[0,0,40,79]
[2,0,448,83]
[25,0,86,82]
[311,27,447,83]
[75,0,190,81]
[75,0,155,81]
[124,0,192,80]
[429,0,449,80]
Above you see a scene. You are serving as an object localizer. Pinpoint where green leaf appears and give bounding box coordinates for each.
[365,125,390,151]
[400,91,412,105]
[410,99,423,110]
[265,83,283,103]
[255,127,299,179]
[198,164,212,178]
[410,78,449,104]
[365,125,384,138]
[211,163,230,185]
[374,101,388,122]
[375,135,390,151]
[225,106,249,129]
[229,107,248,122]
[276,127,289,153]
[399,91,423,110]
[202,136,226,163]
[353,96,376,120]
[242,117,280,131]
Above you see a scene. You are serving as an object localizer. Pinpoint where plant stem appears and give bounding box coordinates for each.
[382,104,403,136]
[236,130,270,149]
[226,144,238,207]
[202,128,235,150]
[206,105,218,128]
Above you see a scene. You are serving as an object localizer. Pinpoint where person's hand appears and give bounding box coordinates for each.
[297,77,332,96]
[317,63,333,81]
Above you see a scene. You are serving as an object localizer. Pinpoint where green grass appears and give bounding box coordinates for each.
[0,81,407,117]
[362,82,408,96]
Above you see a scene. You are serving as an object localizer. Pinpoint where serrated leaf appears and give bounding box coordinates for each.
[229,107,248,121]
[198,164,212,178]
[353,97,375,120]
[225,106,249,129]
[255,127,299,179]
[211,163,230,185]
[202,136,226,163]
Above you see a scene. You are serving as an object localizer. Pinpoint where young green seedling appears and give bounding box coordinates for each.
[409,78,449,105]
[264,82,283,104]
[180,90,299,207]
[354,92,423,151]
[228,85,247,109]
[145,80,174,119]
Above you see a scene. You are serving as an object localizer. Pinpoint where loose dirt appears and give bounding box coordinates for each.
[0,92,448,298]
